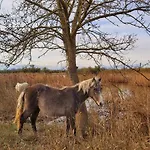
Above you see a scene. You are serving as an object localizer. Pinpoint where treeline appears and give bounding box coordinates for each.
[0,66,62,73]
[0,65,150,74]
[0,65,104,74]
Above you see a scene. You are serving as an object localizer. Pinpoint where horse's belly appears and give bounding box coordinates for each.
[39,102,66,117]
[41,109,65,117]
[38,95,73,117]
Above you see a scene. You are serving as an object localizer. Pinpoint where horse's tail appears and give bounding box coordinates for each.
[13,91,26,130]
[15,82,29,93]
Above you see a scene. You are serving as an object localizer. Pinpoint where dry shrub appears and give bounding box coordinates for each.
[84,83,150,149]
[100,69,150,87]
[103,84,150,135]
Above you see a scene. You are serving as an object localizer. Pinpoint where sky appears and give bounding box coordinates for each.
[0,0,150,70]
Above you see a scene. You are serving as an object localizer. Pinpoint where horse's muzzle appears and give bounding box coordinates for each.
[95,100,103,107]
[99,102,103,107]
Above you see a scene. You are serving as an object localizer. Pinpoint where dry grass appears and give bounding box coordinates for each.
[0,70,150,149]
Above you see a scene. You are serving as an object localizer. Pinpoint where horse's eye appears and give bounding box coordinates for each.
[94,87,101,94]
[94,88,99,92]
[94,88,97,91]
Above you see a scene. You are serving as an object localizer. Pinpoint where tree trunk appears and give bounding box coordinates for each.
[66,46,79,84]
[58,1,88,134]
[67,49,88,138]
[64,36,88,138]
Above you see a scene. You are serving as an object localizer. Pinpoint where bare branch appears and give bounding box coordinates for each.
[82,5,150,27]
[25,0,58,15]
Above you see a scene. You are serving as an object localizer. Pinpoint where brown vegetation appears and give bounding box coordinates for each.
[0,69,150,149]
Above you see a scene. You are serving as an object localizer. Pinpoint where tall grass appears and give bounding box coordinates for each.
[0,70,150,149]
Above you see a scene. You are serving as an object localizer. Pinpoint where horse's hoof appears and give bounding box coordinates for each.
[34,132,38,138]
[18,130,22,136]
[82,133,88,139]
[73,138,81,144]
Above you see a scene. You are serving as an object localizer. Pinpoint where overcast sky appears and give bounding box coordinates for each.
[0,0,150,70]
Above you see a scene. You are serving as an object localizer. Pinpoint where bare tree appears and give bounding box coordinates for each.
[0,0,150,137]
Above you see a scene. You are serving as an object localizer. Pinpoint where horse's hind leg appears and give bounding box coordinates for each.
[66,116,70,137]
[30,107,40,134]
[18,109,33,135]
[70,116,76,136]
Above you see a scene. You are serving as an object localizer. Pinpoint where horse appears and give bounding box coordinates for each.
[15,77,102,137]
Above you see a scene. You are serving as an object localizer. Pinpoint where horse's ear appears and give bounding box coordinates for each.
[92,77,101,83]
[92,77,96,82]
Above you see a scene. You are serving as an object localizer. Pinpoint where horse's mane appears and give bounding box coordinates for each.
[43,77,99,94]
[55,78,94,93]
[77,78,96,94]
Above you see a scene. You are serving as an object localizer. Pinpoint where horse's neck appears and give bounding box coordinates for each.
[74,85,89,104]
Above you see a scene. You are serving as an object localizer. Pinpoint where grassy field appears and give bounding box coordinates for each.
[0,69,150,150]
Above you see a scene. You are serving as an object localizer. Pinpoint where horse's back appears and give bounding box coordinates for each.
[37,85,76,117]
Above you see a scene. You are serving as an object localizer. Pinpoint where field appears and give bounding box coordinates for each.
[0,69,150,150]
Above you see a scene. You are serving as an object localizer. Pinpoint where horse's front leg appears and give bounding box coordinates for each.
[70,115,76,136]
[66,116,70,137]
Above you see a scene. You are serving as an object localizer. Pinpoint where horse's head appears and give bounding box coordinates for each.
[89,77,103,106]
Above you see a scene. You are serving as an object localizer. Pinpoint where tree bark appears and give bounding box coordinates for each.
[66,46,79,84]
[64,36,88,138]
[67,47,88,137]
[57,0,88,137]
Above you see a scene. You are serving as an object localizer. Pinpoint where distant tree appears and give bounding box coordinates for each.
[0,0,150,137]
[42,67,49,73]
